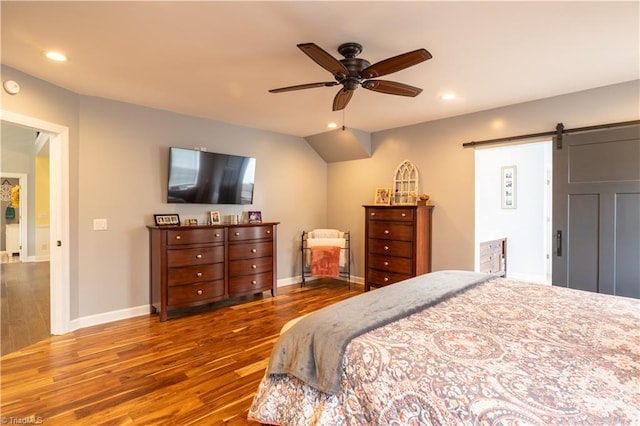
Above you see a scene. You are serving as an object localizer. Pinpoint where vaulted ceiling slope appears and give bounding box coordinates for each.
[1,1,638,137]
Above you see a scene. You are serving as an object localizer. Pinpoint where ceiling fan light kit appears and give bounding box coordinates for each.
[270,42,432,111]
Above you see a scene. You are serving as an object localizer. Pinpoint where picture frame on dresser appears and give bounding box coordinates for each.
[248,211,262,224]
[374,187,391,205]
[154,213,180,226]
[209,211,221,225]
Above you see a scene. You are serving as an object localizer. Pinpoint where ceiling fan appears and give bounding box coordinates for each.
[269,42,432,111]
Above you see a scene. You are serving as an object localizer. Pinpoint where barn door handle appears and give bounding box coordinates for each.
[556,230,562,256]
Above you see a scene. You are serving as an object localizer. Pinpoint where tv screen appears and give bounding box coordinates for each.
[167,147,256,205]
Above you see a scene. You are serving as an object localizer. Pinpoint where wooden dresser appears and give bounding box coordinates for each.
[479,238,507,276]
[148,222,278,321]
[364,205,434,291]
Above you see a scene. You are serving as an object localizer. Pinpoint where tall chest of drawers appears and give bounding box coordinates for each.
[148,223,278,321]
[364,205,433,291]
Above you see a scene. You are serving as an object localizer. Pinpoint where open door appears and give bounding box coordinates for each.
[552,124,640,298]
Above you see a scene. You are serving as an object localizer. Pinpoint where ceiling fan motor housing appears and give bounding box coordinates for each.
[338,43,371,84]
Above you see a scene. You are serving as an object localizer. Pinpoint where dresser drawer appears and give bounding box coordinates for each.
[228,226,273,242]
[229,271,273,296]
[228,241,273,260]
[167,246,224,267]
[168,263,224,286]
[228,257,273,277]
[368,222,414,241]
[368,253,414,274]
[166,228,224,246]
[367,208,414,222]
[367,238,413,257]
[366,269,413,288]
[168,280,225,306]
[480,240,503,257]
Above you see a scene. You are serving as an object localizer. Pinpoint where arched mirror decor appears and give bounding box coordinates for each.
[393,160,419,205]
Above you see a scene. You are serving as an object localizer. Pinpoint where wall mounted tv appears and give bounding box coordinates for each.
[167,147,256,205]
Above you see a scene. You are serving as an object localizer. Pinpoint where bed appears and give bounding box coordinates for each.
[248,270,640,425]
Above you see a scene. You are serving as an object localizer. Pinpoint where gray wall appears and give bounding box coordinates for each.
[327,80,639,278]
[2,63,638,323]
[1,65,328,319]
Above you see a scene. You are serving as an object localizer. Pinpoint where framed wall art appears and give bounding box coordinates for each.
[154,213,180,226]
[501,165,517,209]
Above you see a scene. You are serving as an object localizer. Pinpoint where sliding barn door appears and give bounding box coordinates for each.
[552,124,640,298]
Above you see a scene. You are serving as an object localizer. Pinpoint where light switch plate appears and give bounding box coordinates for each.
[93,218,108,231]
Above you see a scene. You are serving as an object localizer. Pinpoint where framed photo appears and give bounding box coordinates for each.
[185,218,198,226]
[209,211,221,225]
[248,211,262,224]
[154,214,180,226]
[501,165,517,209]
[374,187,391,205]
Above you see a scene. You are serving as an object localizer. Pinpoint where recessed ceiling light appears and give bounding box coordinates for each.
[327,122,338,129]
[441,93,456,101]
[45,51,68,62]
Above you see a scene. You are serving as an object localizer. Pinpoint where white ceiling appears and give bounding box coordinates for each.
[1,1,638,137]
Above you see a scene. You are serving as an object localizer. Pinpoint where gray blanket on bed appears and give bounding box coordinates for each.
[266,270,494,395]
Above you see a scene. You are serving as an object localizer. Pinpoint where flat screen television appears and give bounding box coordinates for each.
[167,147,256,205]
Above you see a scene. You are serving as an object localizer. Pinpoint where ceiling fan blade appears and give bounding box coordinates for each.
[333,88,354,111]
[298,43,349,77]
[361,48,432,79]
[362,80,423,97]
[269,81,338,93]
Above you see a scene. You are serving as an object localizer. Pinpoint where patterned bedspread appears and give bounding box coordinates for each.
[248,278,640,425]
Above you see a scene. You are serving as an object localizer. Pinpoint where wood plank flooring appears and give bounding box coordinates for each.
[0,278,362,425]
[1,261,50,356]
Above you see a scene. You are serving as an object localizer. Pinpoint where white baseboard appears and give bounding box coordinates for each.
[277,276,301,287]
[27,255,50,262]
[68,275,365,333]
[70,304,151,332]
[278,275,364,287]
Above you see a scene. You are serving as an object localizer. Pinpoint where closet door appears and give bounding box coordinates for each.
[552,124,640,298]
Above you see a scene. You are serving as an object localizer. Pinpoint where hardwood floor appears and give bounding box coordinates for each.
[0,278,362,425]
[1,261,50,356]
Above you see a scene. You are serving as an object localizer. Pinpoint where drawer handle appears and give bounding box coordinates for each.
[175,235,181,240]
[215,233,220,237]
[266,230,271,234]
[235,232,240,236]
[383,277,389,282]
[370,212,376,216]
[384,246,389,250]
[384,230,390,234]
[196,272,203,277]
[251,280,257,285]
[196,289,203,295]
[251,248,257,253]
[401,213,406,217]
[384,261,389,266]
[251,264,257,269]
[196,254,203,259]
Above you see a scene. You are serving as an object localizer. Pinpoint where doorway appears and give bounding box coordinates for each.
[474,141,552,284]
[1,174,26,263]
[1,110,70,337]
